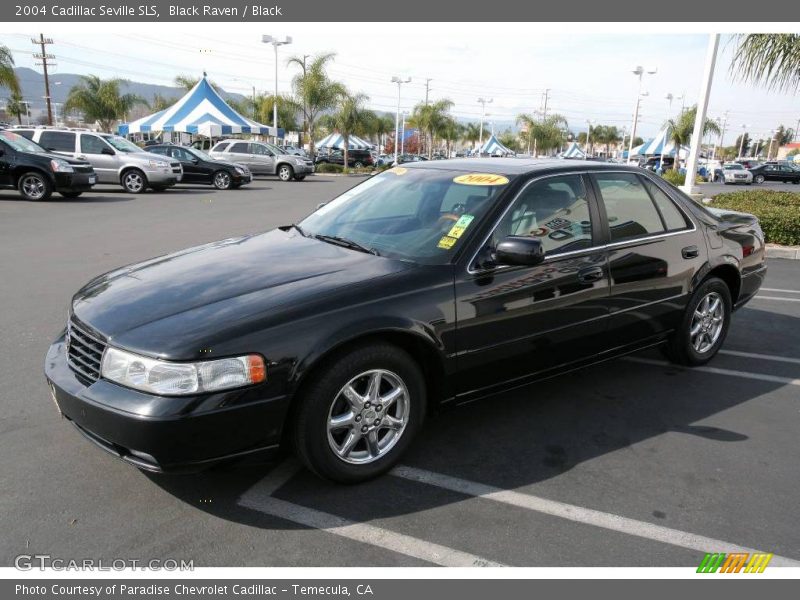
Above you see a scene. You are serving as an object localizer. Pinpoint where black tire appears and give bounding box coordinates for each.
[17,171,53,201]
[793,180,799,185]
[353,161,364,168]
[212,170,232,190]
[294,175,306,181]
[120,169,147,194]
[293,342,426,483]
[663,277,732,366]
[277,164,294,182]
[754,174,765,184]
[59,191,83,199]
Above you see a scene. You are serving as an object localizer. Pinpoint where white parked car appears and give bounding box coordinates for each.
[722,163,753,185]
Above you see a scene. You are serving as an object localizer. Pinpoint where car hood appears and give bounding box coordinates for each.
[71,229,413,356]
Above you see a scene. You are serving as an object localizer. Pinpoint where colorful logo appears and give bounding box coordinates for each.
[697,552,773,573]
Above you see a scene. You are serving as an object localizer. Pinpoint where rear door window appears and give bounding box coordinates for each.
[229,142,250,154]
[594,173,666,242]
[39,131,76,153]
[79,134,110,155]
[211,142,229,152]
[641,177,689,231]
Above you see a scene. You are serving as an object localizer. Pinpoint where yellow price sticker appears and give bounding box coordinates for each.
[453,173,509,186]
[387,167,408,175]
[437,236,458,250]
[446,214,475,239]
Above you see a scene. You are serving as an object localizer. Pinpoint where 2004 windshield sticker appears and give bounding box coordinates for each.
[438,214,475,249]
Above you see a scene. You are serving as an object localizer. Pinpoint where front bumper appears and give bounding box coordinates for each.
[54,171,96,192]
[725,176,752,184]
[294,162,315,175]
[44,334,290,472]
[233,172,252,185]
[146,170,181,186]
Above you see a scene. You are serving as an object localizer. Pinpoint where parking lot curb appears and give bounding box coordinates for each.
[766,245,800,259]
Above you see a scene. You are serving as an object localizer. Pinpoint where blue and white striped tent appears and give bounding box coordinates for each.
[640,127,689,158]
[118,77,282,138]
[315,132,372,150]
[561,142,587,159]
[479,134,514,156]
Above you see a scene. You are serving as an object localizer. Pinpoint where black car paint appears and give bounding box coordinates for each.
[146,145,251,187]
[0,137,96,196]
[44,160,766,472]
[748,164,800,184]
[316,149,374,167]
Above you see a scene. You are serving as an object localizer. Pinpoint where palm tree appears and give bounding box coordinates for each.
[462,122,482,151]
[0,44,20,97]
[367,113,395,155]
[323,91,372,168]
[664,106,721,170]
[517,113,568,156]
[151,93,177,112]
[731,34,800,92]
[439,118,463,158]
[64,75,147,132]
[5,90,26,124]
[592,125,622,157]
[408,99,454,159]
[253,93,302,132]
[173,74,221,92]
[287,52,346,157]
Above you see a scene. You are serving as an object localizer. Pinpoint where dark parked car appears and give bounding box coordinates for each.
[735,159,762,170]
[147,145,252,190]
[315,148,373,168]
[748,163,800,184]
[45,160,766,482]
[0,129,96,200]
[639,156,675,171]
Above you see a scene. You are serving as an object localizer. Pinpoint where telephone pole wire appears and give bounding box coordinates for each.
[33,34,56,126]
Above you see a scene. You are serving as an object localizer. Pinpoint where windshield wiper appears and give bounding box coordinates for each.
[313,234,380,256]
[285,223,307,237]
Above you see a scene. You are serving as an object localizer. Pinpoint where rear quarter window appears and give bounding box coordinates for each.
[39,131,76,153]
[211,142,230,152]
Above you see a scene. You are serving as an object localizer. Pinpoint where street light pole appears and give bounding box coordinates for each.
[262,35,292,142]
[737,124,750,158]
[391,76,410,165]
[628,65,657,163]
[477,97,492,147]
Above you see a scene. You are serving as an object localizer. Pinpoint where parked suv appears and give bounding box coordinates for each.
[315,148,374,168]
[209,140,313,181]
[147,144,252,190]
[13,128,183,193]
[0,129,96,200]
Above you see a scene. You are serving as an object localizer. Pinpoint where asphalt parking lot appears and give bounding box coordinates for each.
[699,180,800,195]
[1,176,799,568]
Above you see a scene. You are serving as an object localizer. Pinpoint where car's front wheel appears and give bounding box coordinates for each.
[664,277,732,366]
[278,164,294,182]
[754,174,765,184]
[18,171,53,201]
[121,169,147,193]
[293,343,426,483]
[213,170,232,190]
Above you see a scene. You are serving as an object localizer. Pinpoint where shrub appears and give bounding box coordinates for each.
[710,190,800,246]
[315,163,344,173]
[661,169,685,186]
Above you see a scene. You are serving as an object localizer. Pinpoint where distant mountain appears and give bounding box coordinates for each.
[8,67,246,117]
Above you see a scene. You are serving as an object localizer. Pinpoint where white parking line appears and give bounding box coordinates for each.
[624,356,800,386]
[237,460,506,567]
[754,295,800,303]
[392,466,800,567]
[720,349,800,365]
[761,288,800,294]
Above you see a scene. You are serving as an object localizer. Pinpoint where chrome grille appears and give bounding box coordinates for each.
[170,161,182,174]
[66,320,106,384]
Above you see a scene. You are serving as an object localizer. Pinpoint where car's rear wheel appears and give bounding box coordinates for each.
[212,170,232,190]
[754,174,765,184]
[293,343,426,483]
[121,169,147,194]
[353,161,364,168]
[663,277,732,366]
[18,171,53,201]
[278,164,294,182]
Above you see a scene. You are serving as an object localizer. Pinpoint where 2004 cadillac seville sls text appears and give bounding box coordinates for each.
[44,160,766,482]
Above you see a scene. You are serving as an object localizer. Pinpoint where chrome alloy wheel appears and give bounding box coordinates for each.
[21,175,46,199]
[123,171,144,192]
[214,171,231,189]
[327,369,410,464]
[690,291,725,353]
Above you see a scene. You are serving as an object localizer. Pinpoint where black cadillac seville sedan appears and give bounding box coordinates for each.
[45,159,766,482]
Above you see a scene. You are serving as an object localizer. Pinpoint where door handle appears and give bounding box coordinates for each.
[76,155,87,160]
[682,245,699,259]
[577,266,604,283]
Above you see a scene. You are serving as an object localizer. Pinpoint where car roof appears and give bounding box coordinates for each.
[400,157,645,177]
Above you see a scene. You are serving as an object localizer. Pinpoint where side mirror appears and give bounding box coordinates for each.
[101,147,115,156]
[495,236,545,267]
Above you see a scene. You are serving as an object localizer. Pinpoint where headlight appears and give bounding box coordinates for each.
[146,159,169,170]
[50,159,74,173]
[101,347,266,396]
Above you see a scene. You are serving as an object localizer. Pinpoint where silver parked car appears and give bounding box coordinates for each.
[209,139,314,181]
[722,162,753,185]
[12,128,183,193]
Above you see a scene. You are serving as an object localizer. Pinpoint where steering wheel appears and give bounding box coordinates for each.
[435,203,467,230]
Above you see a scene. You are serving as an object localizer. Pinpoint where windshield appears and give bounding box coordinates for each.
[299,167,510,264]
[0,130,48,154]
[189,148,214,161]
[264,142,287,155]
[101,135,142,153]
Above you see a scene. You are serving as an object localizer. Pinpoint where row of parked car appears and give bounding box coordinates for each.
[0,126,316,201]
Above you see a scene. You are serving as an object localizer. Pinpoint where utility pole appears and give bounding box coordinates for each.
[541,89,550,120]
[33,34,55,126]
[713,110,729,160]
[424,78,432,105]
[477,97,492,146]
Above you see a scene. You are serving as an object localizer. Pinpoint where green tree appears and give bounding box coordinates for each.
[64,75,148,132]
[593,125,622,157]
[498,129,520,153]
[5,90,27,124]
[0,44,20,96]
[287,52,346,157]
[363,112,395,154]
[734,133,751,157]
[408,99,455,159]
[321,91,372,168]
[174,75,220,92]
[462,122,482,150]
[731,34,800,92]
[664,105,721,170]
[151,93,177,112]
[439,118,463,158]
[517,113,568,155]
[253,93,302,132]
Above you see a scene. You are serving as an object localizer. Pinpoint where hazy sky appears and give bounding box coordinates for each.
[2,24,798,145]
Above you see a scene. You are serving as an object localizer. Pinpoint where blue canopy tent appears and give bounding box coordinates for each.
[641,127,690,160]
[315,132,373,150]
[561,142,587,159]
[479,134,514,156]
[118,77,282,138]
